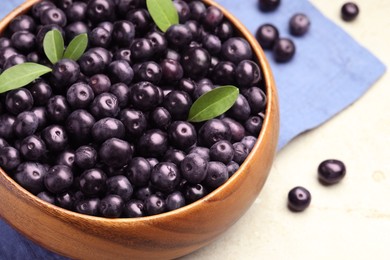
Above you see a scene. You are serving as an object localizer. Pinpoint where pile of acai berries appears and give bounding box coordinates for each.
[0,0,267,218]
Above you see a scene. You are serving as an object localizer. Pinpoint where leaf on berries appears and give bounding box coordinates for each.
[188,86,239,122]
[146,0,179,32]
[0,63,52,94]
[63,33,88,61]
[43,29,64,64]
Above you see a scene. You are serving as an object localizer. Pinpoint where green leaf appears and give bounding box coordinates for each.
[188,86,239,122]
[0,63,52,94]
[43,29,64,64]
[63,33,88,61]
[146,0,179,32]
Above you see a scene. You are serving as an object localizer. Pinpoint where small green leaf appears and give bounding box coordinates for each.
[188,86,239,122]
[63,33,88,61]
[0,63,52,94]
[43,29,64,64]
[146,0,179,32]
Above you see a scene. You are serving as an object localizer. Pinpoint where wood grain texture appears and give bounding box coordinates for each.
[0,0,279,259]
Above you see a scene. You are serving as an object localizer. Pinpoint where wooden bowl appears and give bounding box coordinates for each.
[0,0,279,259]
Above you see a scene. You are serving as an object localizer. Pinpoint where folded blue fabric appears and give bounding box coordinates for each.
[0,0,386,259]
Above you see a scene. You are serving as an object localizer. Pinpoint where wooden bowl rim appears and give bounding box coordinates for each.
[0,0,278,224]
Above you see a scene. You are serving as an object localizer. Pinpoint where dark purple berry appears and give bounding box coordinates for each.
[66,2,87,22]
[145,194,166,216]
[37,191,55,204]
[173,0,190,23]
[242,87,267,114]
[41,125,68,152]
[0,114,15,139]
[137,129,168,158]
[30,81,52,106]
[99,194,124,218]
[89,27,111,48]
[134,61,162,84]
[119,108,148,137]
[129,81,161,111]
[232,142,249,164]
[212,61,236,85]
[44,165,73,194]
[209,140,234,164]
[112,20,135,46]
[289,13,310,36]
[14,162,47,194]
[181,47,211,80]
[221,117,245,143]
[273,38,295,63]
[79,50,106,76]
[168,121,197,150]
[20,135,46,161]
[5,88,33,115]
[75,198,100,216]
[150,107,171,130]
[123,199,145,218]
[11,31,36,53]
[109,83,130,108]
[184,183,207,203]
[56,150,75,169]
[146,31,168,56]
[107,60,134,84]
[166,191,185,211]
[106,175,133,201]
[241,136,257,151]
[79,168,107,196]
[235,60,261,87]
[227,94,251,122]
[198,119,231,147]
[258,0,281,12]
[13,111,38,138]
[318,159,346,184]
[66,82,95,109]
[65,109,95,143]
[341,2,359,21]
[221,37,252,64]
[92,117,125,143]
[90,93,119,119]
[74,145,97,169]
[180,153,208,184]
[227,161,239,177]
[47,95,70,122]
[188,1,206,21]
[245,116,263,136]
[163,91,192,121]
[99,138,132,168]
[151,162,180,193]
[204,161,228,189]
[87,0,116,23]
[52,59,80,87]
[201,6,223,30]
[160,59,183,84]
[9,15,36,34]
[40,8,67,27]
[188,146,210,162]
[288,186,311,212]
[256,23,279,49]
[166,24,193,48]
[163,149,185,166]
[214,21,233,41]
[126,9,151,33]
[0,146,21,171]
[65,21,89,42]
[127,157,151,187]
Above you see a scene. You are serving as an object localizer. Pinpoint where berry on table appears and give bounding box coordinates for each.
[287,186,311,212]
[318,159,346,185]
[341,2,359,21]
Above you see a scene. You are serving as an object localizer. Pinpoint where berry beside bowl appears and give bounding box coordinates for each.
[0,0,279,259]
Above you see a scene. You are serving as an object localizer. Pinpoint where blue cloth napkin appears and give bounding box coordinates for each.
[0,0,386,259]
